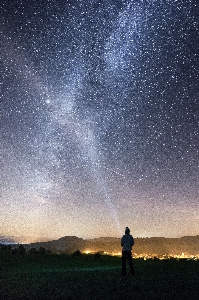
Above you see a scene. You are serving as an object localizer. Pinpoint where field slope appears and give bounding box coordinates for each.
[0,252,199,299]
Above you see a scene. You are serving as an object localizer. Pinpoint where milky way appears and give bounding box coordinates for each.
[1,0,199,242]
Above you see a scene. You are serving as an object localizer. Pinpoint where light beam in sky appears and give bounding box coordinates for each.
[46,90,122,235]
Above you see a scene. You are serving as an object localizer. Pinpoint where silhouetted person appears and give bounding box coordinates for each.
[121,227,135,275]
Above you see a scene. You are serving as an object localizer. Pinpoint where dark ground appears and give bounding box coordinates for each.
[0,250,199,300]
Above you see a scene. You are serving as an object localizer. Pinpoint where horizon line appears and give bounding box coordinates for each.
[1,234,199,244]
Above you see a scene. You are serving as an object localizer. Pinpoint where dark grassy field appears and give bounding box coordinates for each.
[0,250,199,300]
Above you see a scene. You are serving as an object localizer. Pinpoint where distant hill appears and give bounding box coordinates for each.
[133,236,199,256]
[17,235,199,255]
[25,236,85,253]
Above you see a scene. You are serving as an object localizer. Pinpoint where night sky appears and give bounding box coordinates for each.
[1,0,199,243]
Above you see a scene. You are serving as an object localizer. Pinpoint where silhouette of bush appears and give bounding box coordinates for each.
[12,245,26,255]
[0,244,11,252]
[169,257,177,261]
[93,252,101,260]
[28,247,47,255]
[72,250,82,257]
[18,245,26,255]
[12,248,18,255]
[28,248,39,255]
[153,256,159,261]
[39,247,46,255]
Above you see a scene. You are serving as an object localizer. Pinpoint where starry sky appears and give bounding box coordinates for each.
[1,0,199,243]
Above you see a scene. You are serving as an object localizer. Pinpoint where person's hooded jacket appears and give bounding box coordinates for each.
[121,227,135,251]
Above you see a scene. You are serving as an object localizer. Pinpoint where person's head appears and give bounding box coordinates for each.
[125,227,130,234]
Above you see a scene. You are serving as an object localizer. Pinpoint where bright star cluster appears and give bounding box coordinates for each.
[1,0,199,242]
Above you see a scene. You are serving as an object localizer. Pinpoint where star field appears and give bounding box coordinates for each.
[1,0,199,242]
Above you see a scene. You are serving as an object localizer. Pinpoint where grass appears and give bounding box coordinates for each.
[0,251,199,300]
